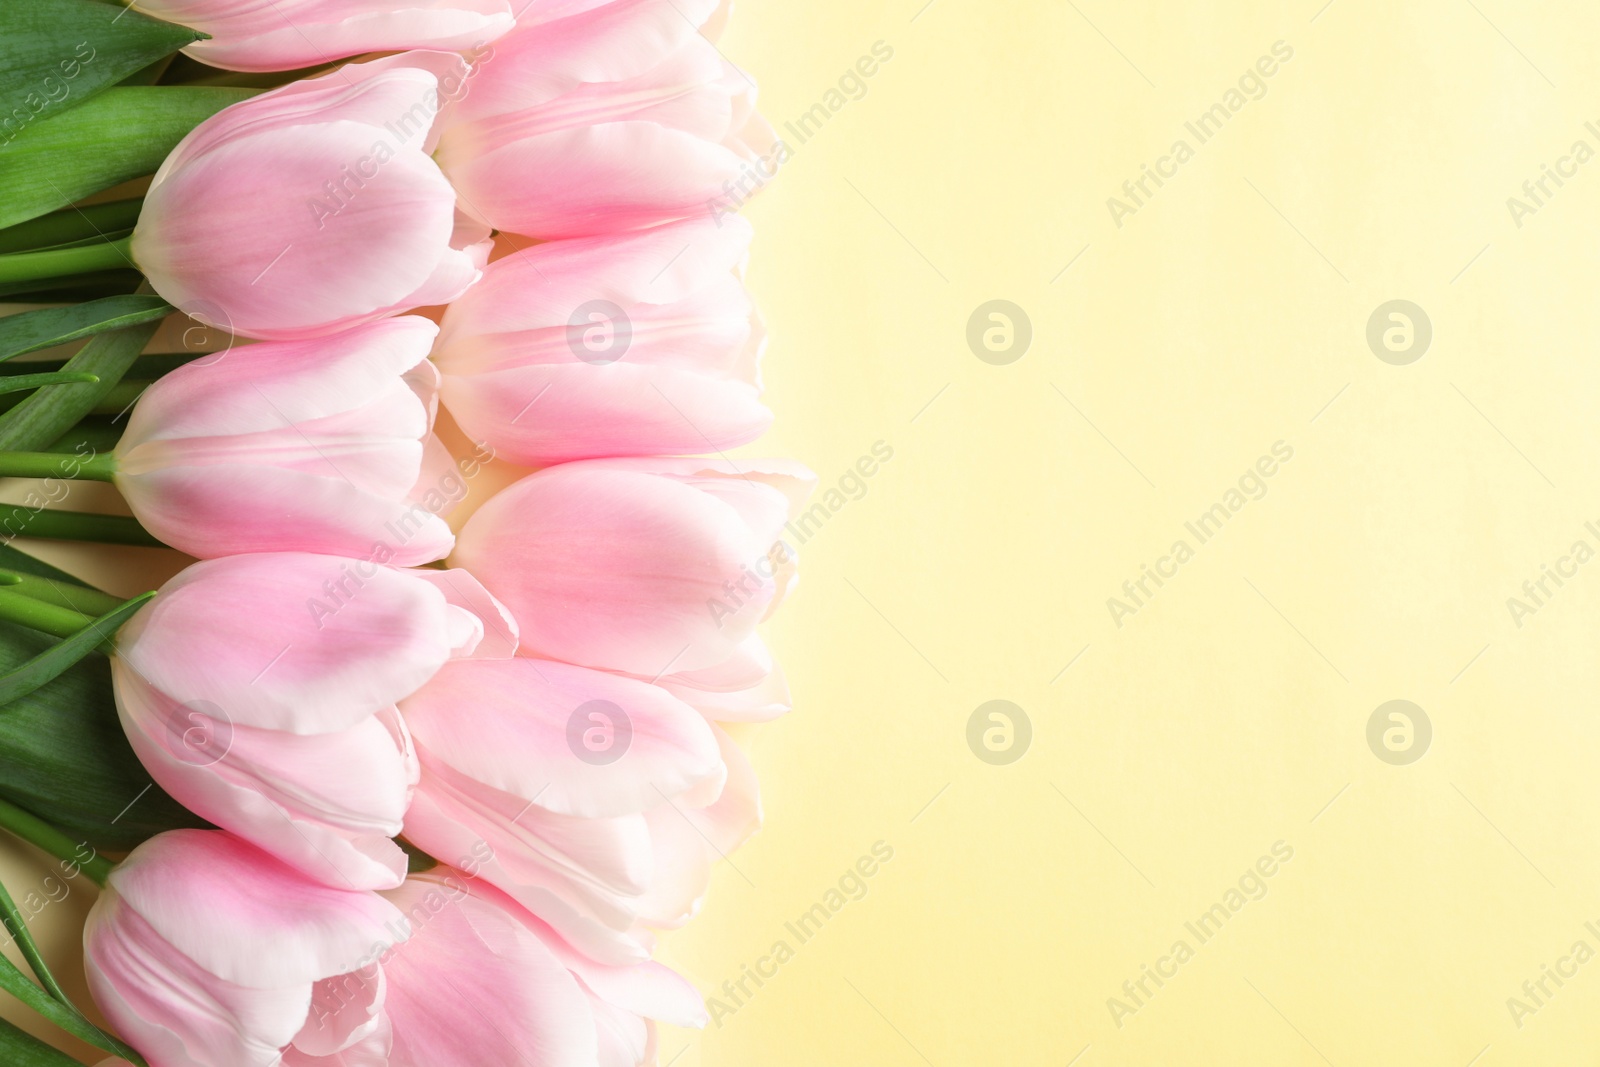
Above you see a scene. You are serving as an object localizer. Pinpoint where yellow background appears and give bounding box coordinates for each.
[665,1,1600,1064]
[9,0,1600,1063]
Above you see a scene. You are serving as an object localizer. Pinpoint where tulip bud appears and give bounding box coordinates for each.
[434,217,771,465]
[112,553,515,889]
[399,656,729,961]
[84,831,408,1067]
[132,53,490,341]
[114,317,455,565]
[451,457,813,677]
[128,0,514,73]
[435,0,780,238]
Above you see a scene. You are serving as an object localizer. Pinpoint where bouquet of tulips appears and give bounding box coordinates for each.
[0,2,806,1064]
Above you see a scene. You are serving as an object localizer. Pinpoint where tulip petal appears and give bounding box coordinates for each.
[108,832,406,989]
[402,658,722,818]
[116,554,466,734]
[377,877,598,1066]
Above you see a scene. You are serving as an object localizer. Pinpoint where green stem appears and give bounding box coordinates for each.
[0,571,124,616]
[0,507,160,549]
[0,592,93,640]
[0,452,116,482]
[0,795,109,886]
[0,200,143,257]
[0,238,135,286]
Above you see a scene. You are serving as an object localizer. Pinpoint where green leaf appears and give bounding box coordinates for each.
[0,618,206,852]
[0,876,68,1003]
[0,372,99,396]
[0,0,202,132]
[0,199,141,255]
[0,296,171,363]
[0,1014,87,1067]
[0,86,253,231]
[0,593,152,706]
[0,938,141,1063]
[0,311,162,450]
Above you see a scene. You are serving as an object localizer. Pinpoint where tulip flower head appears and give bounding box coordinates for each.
[400,656,741,961]
[84,831,410,1067]
[111,553,516,890]
[114,317,456,564]
[435,0,781,238]
[451,457,814,677]
[132,53,491,341]
[434,216,771,465]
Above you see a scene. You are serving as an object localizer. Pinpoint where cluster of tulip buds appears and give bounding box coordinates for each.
[0,2,807,1065]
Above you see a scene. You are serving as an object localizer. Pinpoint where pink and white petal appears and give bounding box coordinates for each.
[376,877,597,1067]
[86,893,317,1067]
[402,773,653,964]
[291,967,386,1057]
[403,658,722,817]
[136,125,459,340]
[440,361,770,465]
[108,832,406,989]
[636,726,759,928]
[406,568,518,658]
[655,635,792,722]
[452,466,770,675]
[116,554,462,734]
[115,676,414,890]
[442,121,745,239]
[117,318,438,446]
[117,463,454,566]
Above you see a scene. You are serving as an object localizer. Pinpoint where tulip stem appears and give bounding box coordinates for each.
[0,199,142,256]
[0,237,136,286]
[0,508,162,549]
[0,452,116,482]
[0,571,124,617]
[0,795,110,886]
[0,591,94,640]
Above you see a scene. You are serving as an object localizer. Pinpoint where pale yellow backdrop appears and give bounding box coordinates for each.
[9,0,1600,1064]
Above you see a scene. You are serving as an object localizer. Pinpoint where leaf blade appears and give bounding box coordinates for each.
[0,593,153,706]
[0,0,202,130]
[0,86,253,231]
[0,296,172,363]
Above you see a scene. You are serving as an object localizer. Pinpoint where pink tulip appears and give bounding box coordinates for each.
[433,217,771,465]
[114,317,454,565]
[282,872,702,1065]
[398,657,755,962]
[434,0,780,239]
[112,553,516,889]
[452,457,813,677]
[84,831,409,1067]
[132,53,490,341]
[128,0,515,72]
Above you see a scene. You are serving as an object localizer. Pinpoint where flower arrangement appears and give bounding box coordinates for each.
[0,3,806,1064]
